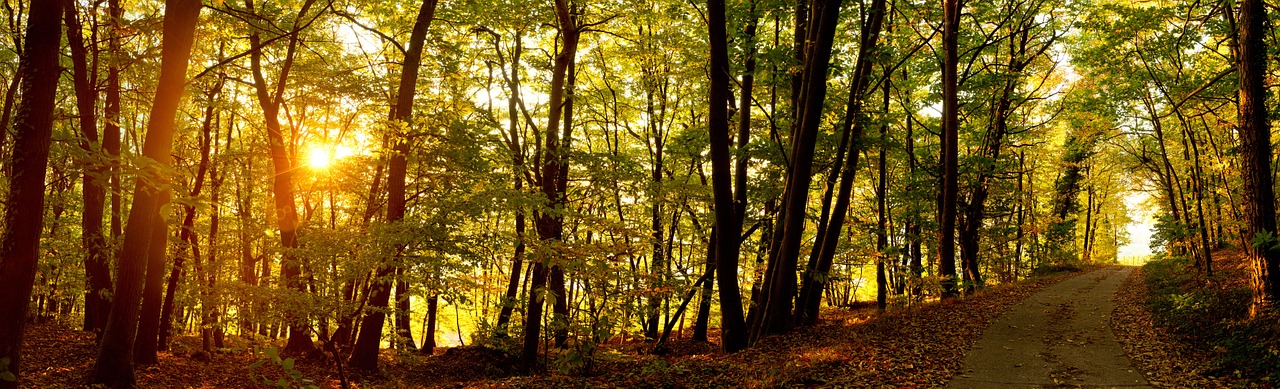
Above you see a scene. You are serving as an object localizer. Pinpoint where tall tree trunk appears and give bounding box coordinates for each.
[0,0,63,385]
[245,0,320,354]
[159,79,220,351]
[90,0,200,385]
[752,0,845,338]
[1237,0,1279,316]
[707,0,750,353]
[64,1,112,334]
[134,195,171,365]
[876,73,890,311]
[494,32,526,338]
[105,0,123,249]
[349,0,437,371]
[792,0,883,327]
[521,0,580,368]
[938,0,962,299]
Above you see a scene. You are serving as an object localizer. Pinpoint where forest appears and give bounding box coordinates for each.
[0,0,1277,386]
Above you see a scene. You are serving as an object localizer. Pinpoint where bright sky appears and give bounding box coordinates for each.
[1116,191,1155,264]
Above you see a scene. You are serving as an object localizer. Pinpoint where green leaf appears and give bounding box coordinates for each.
[277,378,288,388]
[282,358,294,371]
[1,371,15,382]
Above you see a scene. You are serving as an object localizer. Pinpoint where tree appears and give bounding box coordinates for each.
[706,0,749,353]
[63,0,114,335]
[1236,0,1278,316]
[245,0,320,354]
[349,0,439,371]
[90,0,202,385]
[520,0,588,368]
[937,0,961,299]
[0,0,65,385]
[750,0,845,339]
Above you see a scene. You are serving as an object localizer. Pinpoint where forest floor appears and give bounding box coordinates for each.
[20,268,1104,388]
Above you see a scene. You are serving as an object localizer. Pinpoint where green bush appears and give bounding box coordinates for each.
[1142,255,1280,382]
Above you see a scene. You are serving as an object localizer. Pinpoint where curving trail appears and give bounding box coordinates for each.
[948,266,1150,388]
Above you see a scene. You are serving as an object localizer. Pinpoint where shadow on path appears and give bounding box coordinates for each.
[947,266,1150,388]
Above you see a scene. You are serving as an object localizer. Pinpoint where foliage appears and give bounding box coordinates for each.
[1142,254,1280,382]
[247,348,318,389]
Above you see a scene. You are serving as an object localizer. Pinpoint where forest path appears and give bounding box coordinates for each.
[947,266,1150,388]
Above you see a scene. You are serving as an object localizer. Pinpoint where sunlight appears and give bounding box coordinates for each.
[1117,191,1155,265]
[305,144,354,170]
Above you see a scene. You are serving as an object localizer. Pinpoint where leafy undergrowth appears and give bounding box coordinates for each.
[22,271,1082,388]
[1113,248,1280,388]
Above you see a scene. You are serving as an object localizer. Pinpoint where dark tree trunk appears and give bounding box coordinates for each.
[876,73,890,311]
[134,196,171,365]
[0,0,63,385]
[938,0,961,299]
[522,0,580,368]
[90,0,200,385]
[692,227,716,342]
[494,33,526,338]
[752,0,845,338]
[105,0,123,244]
[159,80,220,351]
[1237,0,1279,316]
[423,294,438,351]
[707,0,749,353]
[64,1,112,335]
[793,0,883,327]
[245,0,322,354]
[395,273,416,351]
[348,0,437,370]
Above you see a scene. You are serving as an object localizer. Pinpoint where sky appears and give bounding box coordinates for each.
[1116,191,1155,264]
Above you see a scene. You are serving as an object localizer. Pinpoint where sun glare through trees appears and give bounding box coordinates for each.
[0,0,1276,387]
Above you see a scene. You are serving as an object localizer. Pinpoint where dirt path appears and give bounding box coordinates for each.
[948,266,1150,388]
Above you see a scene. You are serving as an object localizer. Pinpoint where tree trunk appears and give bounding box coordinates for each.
[245,0,321,354]
[876,73,890,311]
[395,274,416,351]
[938,0,961,299]
[134,196,171,365]
[1237,0,1279,316]
[707,0,749,353]
[0,0,63,385]
[90,0,200,385]
[159,80,220,351]
[752,0,845,338]
[64,1,113,335]
[522,0,580,369]
[792,0,883,327]
[494,33,526,338]
[348,0,437,370]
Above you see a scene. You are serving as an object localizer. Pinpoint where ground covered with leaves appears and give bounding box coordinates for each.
[1113,248,1279,388]
[22,271,1082,388]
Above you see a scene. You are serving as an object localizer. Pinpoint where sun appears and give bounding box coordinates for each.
[305,145,354,170]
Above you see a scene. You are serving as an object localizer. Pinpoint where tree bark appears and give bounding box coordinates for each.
[522,0,580,368]
[938,0,961,299]
[0,0,63,385]
[245,0,320,354]
[1236,0,1279,316]
[752,0,845,338]
[707,0,749,353]
[348,0,437,371]
[90,0,201,385]
[793,0,883,327]
[133,195,171,365]
[64,0,113,335]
